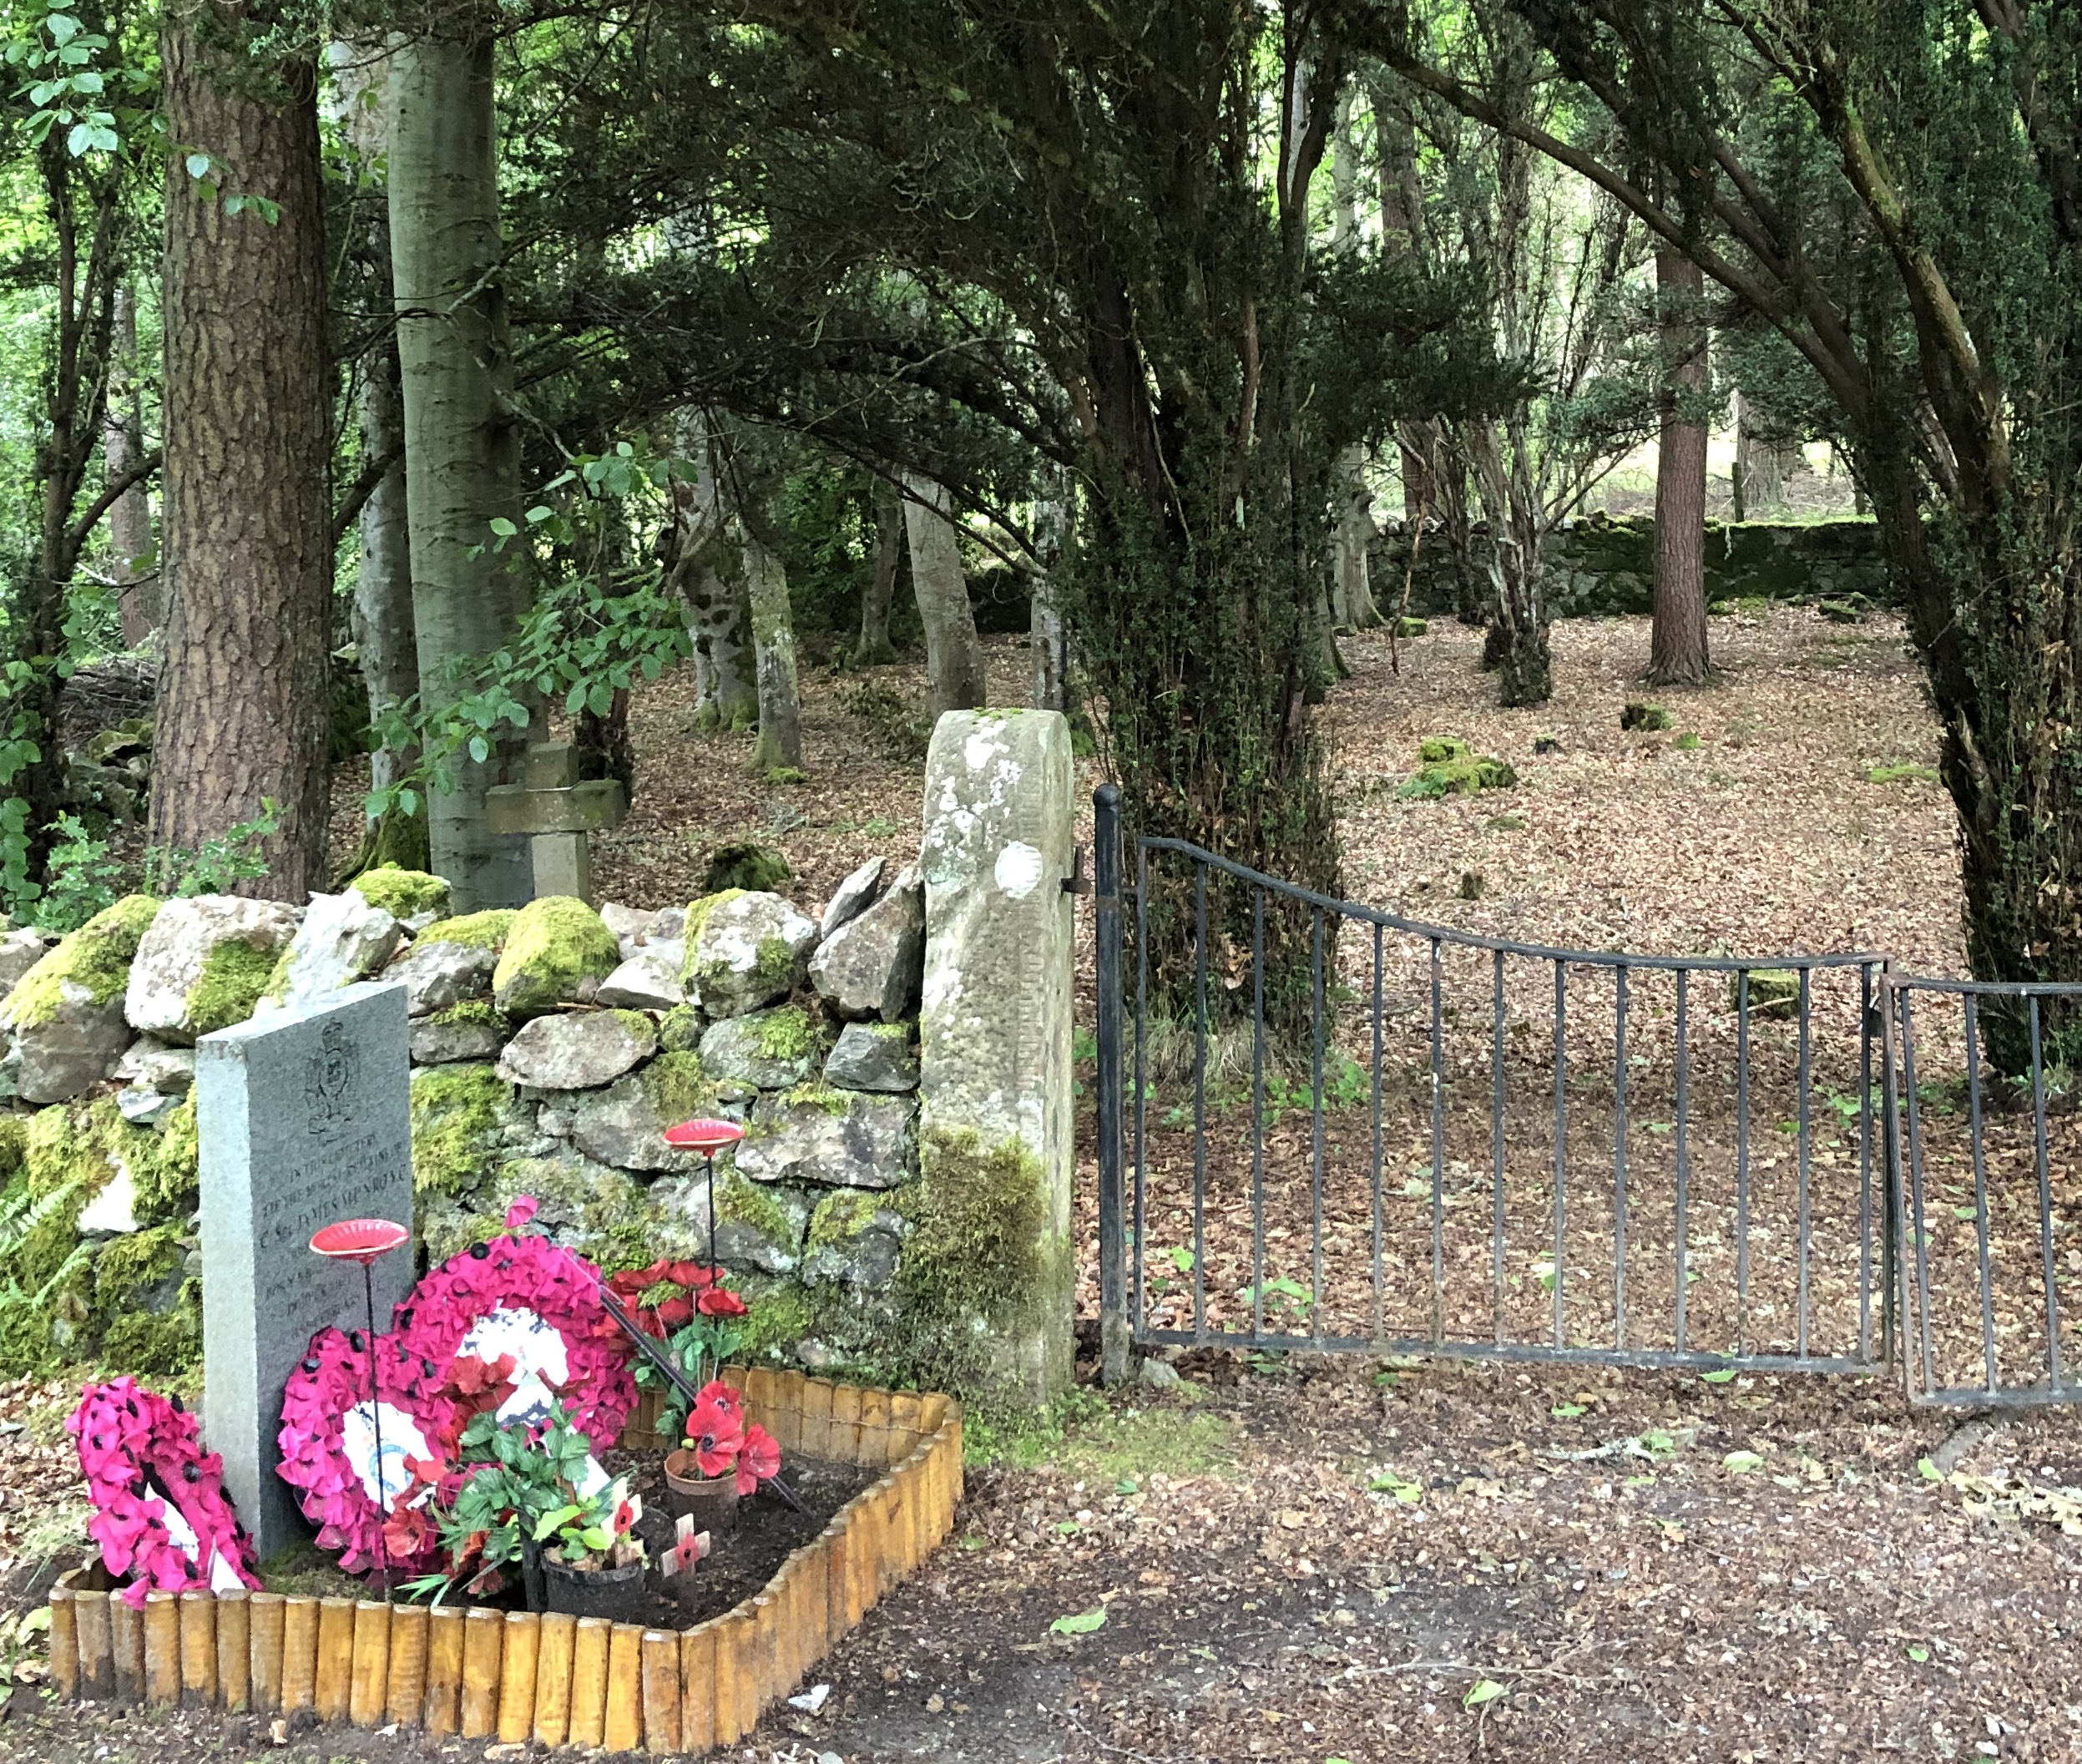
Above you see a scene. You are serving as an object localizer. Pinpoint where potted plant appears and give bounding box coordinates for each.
[662,1378,782,1528]
[402,1399,647,1619]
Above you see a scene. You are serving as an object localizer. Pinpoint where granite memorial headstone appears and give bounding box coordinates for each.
[199,983,415,1557]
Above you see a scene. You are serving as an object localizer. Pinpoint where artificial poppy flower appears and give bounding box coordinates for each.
[667,1261,718,1290]
[735,1422,781,1495]
[683,1390,745,1478]
[696,1286,748,1319]
[503,1196,539,1231]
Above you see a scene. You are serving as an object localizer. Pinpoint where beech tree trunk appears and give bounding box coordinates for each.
[857,478,902,665]
[670,412,757,730]
[1649,249,1711,687]
[1327,99,1382,632]
[902,473,986,718]
[1466,420,1551,705]
[747,534,802,771]
[153,12,331,898]
[105,284,158,648]
[387,22,532,908]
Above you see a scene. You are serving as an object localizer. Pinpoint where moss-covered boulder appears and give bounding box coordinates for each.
[422,1147,659,1269]
[711,1170,811,1274]
[1,895,159,1104]
[1396,737,1518,799]
[409,1062,517,1208]
[684,890,817,1018]
[1736,968,1802,1021]
[491,897,621,1018]
[416,908,517,954]
[125,895,300,1045]
[259,890,402,1016]
[700,842,791,895]
[348,865,452,927]
[699,1005,821,1090]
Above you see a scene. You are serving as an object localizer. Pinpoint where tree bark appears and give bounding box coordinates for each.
[105,284,158,648]
[902,473,986,718]
[856,477,902,665]
[153,10,331,899]
[746,533,803,771]
[669,410,757,730]
[1029,476,1072,711]
[1327,99,1382,632]
[1466,420,1551,705]
[387,21,532,908]
[1648,250,1711,687]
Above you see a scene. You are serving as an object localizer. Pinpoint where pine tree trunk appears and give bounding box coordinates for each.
[105,284,158,648]
[746,533,802,771]
[1649,250,1711,688]
[902,473,986,718]
[856,478,902,665]
[387,23,531,908]
[153,12,331,899]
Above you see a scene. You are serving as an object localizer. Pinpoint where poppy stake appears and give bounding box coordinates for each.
[310,1217,410,1600]
[662,1117,746,1294]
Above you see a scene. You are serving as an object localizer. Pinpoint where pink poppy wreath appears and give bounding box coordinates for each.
[68,1378,260,1608]
[275,1325,456,1574]
[390,1218,634,1454]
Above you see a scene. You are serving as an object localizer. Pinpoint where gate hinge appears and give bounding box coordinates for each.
[1063,846,1092,895]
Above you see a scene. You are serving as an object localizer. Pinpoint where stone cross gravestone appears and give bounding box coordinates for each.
[485,740,628,903]
[199,982,414,1558]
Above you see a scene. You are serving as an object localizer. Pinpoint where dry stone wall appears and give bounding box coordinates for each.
[0,753,1083,1408]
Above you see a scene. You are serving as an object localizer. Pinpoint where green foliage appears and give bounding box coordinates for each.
[364,439,694,826]
[23,804,277,934]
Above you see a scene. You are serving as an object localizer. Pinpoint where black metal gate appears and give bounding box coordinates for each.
[1091,786,2080,1407]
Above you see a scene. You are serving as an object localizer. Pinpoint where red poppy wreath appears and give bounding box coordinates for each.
[68,1377,261,1607]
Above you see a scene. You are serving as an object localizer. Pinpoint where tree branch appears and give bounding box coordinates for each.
[65,449,161,553]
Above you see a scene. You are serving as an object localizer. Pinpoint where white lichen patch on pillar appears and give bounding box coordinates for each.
[917,709,1075,1405]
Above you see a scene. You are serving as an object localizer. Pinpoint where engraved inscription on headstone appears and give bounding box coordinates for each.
[199,983,414,1558]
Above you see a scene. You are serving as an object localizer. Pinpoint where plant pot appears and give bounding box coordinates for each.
[663,1449,740,1531]
[543,1556,647,1621]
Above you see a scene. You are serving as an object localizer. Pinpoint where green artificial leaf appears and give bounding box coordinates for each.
[1049,1609,1107,1635]
[534,1503,584,1540]
[1700,1368,1738,1384]
[1463,1678,1508,1708]
[1722,1450,1765,1474]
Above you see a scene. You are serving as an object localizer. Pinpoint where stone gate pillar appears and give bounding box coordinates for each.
[917,709,1075,1406]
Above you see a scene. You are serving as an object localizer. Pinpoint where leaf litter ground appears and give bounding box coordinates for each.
[21,610,2079,1759]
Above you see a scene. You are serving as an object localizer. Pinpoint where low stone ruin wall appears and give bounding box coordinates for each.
[1373,514,1891,620]
[0,710,1077,1408]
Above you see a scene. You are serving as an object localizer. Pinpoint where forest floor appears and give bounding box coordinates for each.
[18,607,2077,1762]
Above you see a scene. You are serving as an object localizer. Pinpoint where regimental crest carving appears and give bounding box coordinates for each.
[305,1020,357,1133]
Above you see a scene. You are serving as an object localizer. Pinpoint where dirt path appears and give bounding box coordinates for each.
[7,1352,2078,1762]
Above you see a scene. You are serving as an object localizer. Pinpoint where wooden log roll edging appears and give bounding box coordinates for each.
[49,1370,963,1756]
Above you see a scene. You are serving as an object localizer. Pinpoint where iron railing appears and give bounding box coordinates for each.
[1092,787,2078,1406]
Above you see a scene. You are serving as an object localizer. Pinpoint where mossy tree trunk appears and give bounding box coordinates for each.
[745,533,802,771]
[387,18,532,909]
[153,7,331,899]
[669,412,757,731]
[1466,419,1551,705]
[854,477,902,666]
[902,473,986,719]
[1649,249,1711,688]
[105,284,159,649]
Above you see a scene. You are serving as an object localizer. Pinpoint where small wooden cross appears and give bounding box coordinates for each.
[485,741,628,903]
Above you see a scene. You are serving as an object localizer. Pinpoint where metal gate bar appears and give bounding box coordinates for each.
[1093,791,1901,1387]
